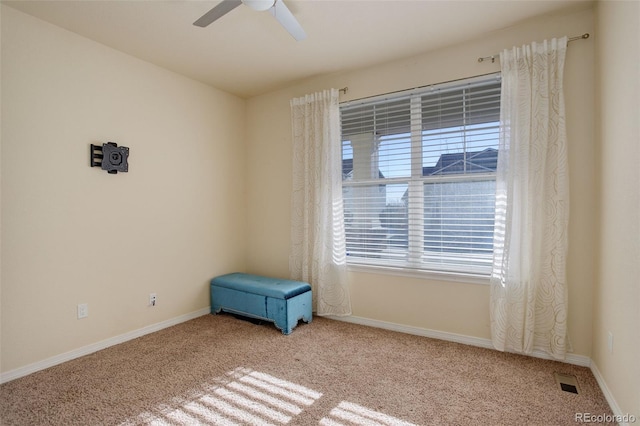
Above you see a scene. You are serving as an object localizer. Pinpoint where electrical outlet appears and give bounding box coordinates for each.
[607,331,614,353]
[77,303,88,319]
[149,293,157,307]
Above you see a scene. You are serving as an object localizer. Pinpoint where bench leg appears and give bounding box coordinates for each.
[283,291,312,335]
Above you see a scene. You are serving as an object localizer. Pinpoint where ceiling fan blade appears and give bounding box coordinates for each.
[193,0,242,27]
[269,0,307,41]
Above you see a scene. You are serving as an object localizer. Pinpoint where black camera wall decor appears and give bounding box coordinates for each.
[90,142,129,174]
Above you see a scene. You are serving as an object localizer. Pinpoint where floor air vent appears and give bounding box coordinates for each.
[555,372,580,394]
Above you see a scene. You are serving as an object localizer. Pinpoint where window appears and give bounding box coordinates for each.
[340,73,501,277]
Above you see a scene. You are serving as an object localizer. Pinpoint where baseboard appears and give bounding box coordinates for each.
[326,314,495,351]
[0,307,211,384]
[325,314,591,367]
[590,361,634,426]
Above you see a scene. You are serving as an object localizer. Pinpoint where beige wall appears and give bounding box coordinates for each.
[0,6,247,373]
[246,6,597,354]
[593,0,640,418]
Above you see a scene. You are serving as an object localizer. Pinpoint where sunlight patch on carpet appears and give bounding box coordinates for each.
[122,367,323,425]
[229,367,322,406]
[319,401,417,426]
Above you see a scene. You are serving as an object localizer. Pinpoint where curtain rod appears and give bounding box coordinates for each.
[477,33,590,63]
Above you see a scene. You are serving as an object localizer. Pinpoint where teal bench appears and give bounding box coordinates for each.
[210,273,312,335]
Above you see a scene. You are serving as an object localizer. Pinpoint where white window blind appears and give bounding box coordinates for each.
[340,73,501,276]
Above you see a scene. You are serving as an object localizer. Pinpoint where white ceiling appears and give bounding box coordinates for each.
[4,0,589,98]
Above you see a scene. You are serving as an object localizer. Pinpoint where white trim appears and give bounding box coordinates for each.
[589,361,633,426]
[326,314,493,350]
[0,307,211,384]
[325,314,591,367]
[347,263,490,286]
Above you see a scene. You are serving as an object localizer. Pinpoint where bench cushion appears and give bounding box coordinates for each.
[211,272,311,300]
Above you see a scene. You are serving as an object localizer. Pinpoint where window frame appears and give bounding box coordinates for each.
[340,73,501,282]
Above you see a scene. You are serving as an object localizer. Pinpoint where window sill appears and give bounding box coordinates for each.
[346,263,491,285]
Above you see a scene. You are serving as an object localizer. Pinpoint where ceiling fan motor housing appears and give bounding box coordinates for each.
[242,0,275,11]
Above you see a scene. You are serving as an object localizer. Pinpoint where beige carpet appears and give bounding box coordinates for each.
[0,314,614,425]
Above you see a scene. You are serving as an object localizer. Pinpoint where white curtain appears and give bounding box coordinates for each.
[289,89,352,316]
[490,37,570,360]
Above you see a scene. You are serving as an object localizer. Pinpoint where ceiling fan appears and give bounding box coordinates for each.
[193,0,307,41]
